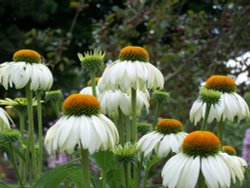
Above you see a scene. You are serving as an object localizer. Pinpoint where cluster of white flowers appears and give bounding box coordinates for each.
[0,48,249,188]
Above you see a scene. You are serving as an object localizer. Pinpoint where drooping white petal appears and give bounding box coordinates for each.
[162,153,189,188]
[190,100,203,125]
[177,156,200,188]
[0,107,12,131]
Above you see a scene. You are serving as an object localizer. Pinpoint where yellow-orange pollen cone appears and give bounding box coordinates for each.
[157,119,183,134]
[205,75,237,93]
[119,46,149,62]
[63,94,101,116]
[182,131,221,157]
[13,49,41,64]
[223,145,237,156]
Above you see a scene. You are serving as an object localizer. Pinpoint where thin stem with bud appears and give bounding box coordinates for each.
[200,103,211,131]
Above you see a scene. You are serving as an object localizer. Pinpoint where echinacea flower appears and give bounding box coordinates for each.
[137,119,187,157]
[190,75,249,125]
[162,131,245,188]
[0,107,13,131]
[44,94,119,154]
[99,89,149,117]
[0,49,53,91]
[222,146,247,184]
[98,46,164,93]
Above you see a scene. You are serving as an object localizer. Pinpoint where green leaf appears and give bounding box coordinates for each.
[146,156,161,171]
[0,181,14,188]
[0,142,25,161]
[33,160,83,188]
[93,150,115,170]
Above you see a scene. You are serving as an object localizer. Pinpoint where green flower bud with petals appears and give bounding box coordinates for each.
[45,90,64,102]
[199,87,221,105]
[137,122,152,135]
[113,142,137,164]
[152,90,169,103]
[78,49,105,73]
[0,129,21,143]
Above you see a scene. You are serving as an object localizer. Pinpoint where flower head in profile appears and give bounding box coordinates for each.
[222,146,247,184]
[0,129,20,143]
[99,89,149,117]
[137,119,187,157]
[98,46,164,93]
[0,107,13,131]
[44,94,119,154]
[0,98,38,111]
[190,75,249,125]
[0,49,53,91]
[162,131,246,188]
[45,90,64,102]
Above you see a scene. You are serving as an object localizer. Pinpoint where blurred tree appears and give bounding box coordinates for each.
[91,0,250,128]
[0,0,249,128]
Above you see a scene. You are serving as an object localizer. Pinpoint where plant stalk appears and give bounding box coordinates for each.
[25,85,37,181]
[152,102,161,130]
[131,88,137,142]
[9,142,24,188]
[217,118,224,142]
[91,72,97,97]
[18,111,26,183]
[36,91,43,176]
[200,103,211,131]
[80,146,90,188]
[124,163,129,188]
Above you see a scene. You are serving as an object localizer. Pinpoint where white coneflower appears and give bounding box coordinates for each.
[0,108,12,131]
[44,94,119,154]
[190,75,250,125]
[0,49,53,91]
[222,146,247,184]
[137,119,187,157]
[161,131,246,188]
[99,89,149,117]
[98,46,164,93]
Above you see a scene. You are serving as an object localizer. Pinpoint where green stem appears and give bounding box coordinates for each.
[131,89,137,142]
[152,102,161,130]
[126,117,131,142]
[18,111,25,137]
[197,175,205,188]
[118,108,124,145]
[80,146,90,188]
[200,103,211,131]
[124,163,129,188]
[9,142,24,188]
[143,169,149,188]
[101,152,107,188]
[135,156,143,188]
[53,101,61,117]
[36,91,43,176]
[25,85,37,181]
[217,119,224,142]
[131,89,138,185]
[91,72,97,97]
[18,111,26,183]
